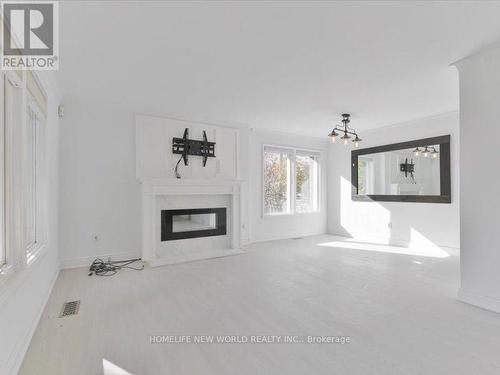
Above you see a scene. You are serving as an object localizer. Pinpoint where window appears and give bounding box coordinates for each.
[357,158,374,195]
[25,78,47,264]
[263,145,320,215]
[1,70,48,276]
[25,103,39,251]
[295,152,319,213]
[1,71,22,272]
[0,74,5,267]
[263,147,292,214]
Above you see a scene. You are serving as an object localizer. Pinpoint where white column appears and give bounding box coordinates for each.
[454,43,500,313]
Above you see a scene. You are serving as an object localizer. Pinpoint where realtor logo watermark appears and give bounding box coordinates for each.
[1,0,59,70]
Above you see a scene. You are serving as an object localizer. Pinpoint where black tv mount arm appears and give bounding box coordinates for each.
[400,158,416,183]
[172,128,216,167]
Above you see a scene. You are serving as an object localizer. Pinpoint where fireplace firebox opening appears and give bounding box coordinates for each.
[161,208,227,241]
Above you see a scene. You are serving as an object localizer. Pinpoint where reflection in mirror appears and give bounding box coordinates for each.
[172,213,217,232]
[358,144,440,196]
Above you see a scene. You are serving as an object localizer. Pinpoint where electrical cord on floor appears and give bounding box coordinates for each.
[88,258,144,276]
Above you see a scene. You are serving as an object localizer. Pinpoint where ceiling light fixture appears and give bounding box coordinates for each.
[413,146,439,158]
[328,114,362,148]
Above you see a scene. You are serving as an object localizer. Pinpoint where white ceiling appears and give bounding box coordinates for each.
[58,1,500,136]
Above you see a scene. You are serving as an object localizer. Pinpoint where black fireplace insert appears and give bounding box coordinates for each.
[161,208,227,241]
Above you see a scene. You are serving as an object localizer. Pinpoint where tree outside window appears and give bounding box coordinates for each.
[263,146,319,215]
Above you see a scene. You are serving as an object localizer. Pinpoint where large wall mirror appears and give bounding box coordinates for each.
[351,135,451,203]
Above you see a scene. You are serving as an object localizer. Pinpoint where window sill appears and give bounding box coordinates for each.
[0,243,49,306]
[295,210,321,215]
[263,210,321,218]
[0,263,15,277]
[0,263,17,299]
[27,243,47,266]
[263,212,293,217]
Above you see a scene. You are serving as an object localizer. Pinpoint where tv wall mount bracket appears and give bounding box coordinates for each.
[172,128,216,167]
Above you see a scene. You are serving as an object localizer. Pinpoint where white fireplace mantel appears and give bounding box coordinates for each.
[140,178,244,267]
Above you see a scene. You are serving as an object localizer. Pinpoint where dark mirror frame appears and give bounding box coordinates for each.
[351,135,451,203]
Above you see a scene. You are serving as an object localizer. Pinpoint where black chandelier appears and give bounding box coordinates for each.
[328,113,362,147]
[413,146,439,158]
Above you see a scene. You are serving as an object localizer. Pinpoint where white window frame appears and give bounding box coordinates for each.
[262,144,321,217]
[0,73,6,271]
[357,157,375,195]
[0,69,49,284]
[25,95,47,264]
[0,71,22,277]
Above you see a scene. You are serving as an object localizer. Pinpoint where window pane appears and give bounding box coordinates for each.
[0,77,5,266]
[264,148,291,214]
[25,105,37,250]
[295,154,319,213]
[357,158,374,195]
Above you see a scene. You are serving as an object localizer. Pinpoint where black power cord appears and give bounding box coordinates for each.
[174,154,183,179]
[88,258,144,276]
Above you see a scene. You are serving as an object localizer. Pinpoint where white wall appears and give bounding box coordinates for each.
[135,114,240,181]
[0,71,61,375]
[59,97,328,266]
[327,112,460,249]
[59,98,142,268]
[455,43,500,313]
[59,101,248,268]
[249,129,328,243]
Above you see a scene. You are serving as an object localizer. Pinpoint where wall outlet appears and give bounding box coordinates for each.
[388,222,393,229]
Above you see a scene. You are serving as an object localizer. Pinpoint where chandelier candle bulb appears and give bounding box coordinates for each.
[353,135,362,148]
[414,146,439,158]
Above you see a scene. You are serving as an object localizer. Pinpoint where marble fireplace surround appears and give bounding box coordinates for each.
[140,179,244,267]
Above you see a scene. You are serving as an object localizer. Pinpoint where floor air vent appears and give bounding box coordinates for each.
[60,300,80,317]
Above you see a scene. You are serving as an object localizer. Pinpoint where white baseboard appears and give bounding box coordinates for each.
[148,248,245,267]
[8,267,59,375]
[60,251,141,269]
[457,288,500,314]
[250,230,327,244]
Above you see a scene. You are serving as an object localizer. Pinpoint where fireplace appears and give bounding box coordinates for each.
[140,179,242,267]
[161,208,227,241]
